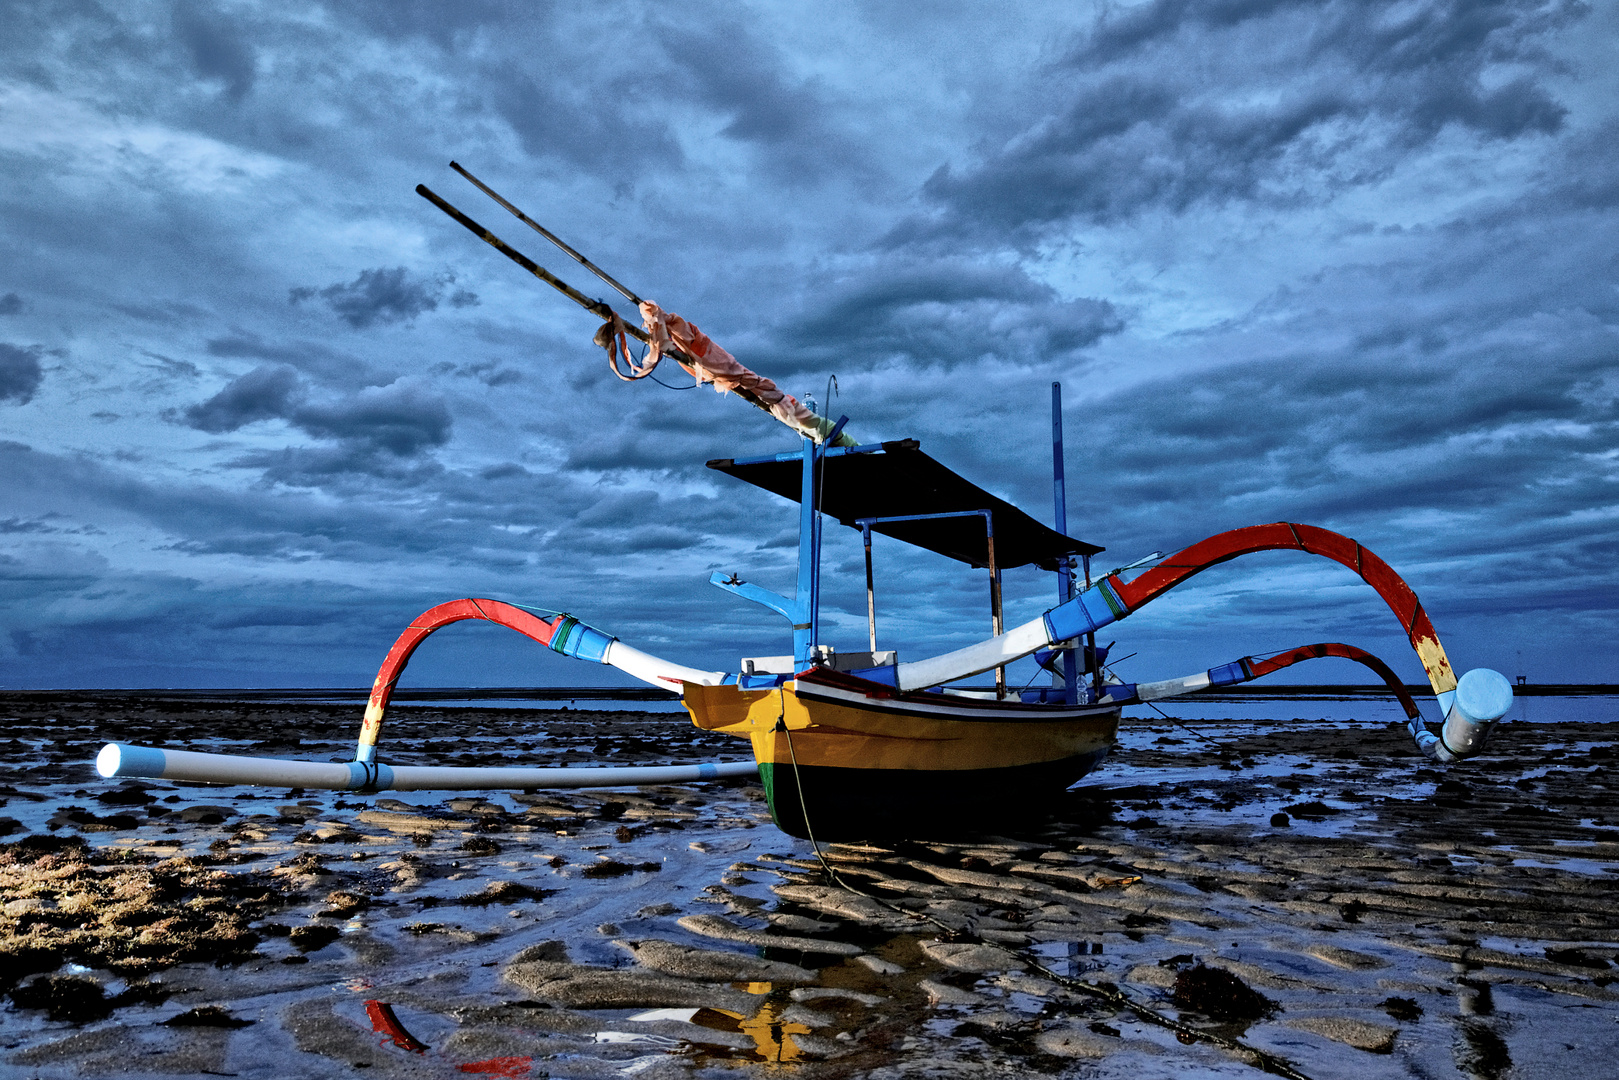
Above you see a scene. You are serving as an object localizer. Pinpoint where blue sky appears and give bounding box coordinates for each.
[1,0,1615,690]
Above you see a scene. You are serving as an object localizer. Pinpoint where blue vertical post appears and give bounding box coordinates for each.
[1083,551,1098,697]
[1052,382,1079,705]
[793,433,817,666]
[792,416,849,668]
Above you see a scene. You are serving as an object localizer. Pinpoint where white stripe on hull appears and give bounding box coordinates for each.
[793,680,1118,724]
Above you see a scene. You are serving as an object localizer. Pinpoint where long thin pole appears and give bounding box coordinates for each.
[417,184,616,321]
[1053,382,1079,705]
[98,742,755,791]
[794,434,817,666]
[864,525,877,654]
[417,184,782,425]
[450,161,642,306]
[812,437,824,647]
[987,524,1005,699]
[421,177,857,448]
[1084,552,1100,697]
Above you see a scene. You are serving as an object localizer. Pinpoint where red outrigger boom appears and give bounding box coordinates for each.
[1110,523,1457,701]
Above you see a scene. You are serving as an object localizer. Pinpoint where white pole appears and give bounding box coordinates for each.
[96,743,756,791]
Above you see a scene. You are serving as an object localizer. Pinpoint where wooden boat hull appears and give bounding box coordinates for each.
[684,669,1119,839]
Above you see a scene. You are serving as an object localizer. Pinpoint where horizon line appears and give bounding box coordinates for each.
[2,683,1616,701]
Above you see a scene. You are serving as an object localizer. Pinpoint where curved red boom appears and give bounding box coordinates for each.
[1109,523,1458,698]
[357,599,577,760]
[1242,642,1422,720]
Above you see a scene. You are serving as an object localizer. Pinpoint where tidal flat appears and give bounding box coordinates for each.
[1,693,1616,1079]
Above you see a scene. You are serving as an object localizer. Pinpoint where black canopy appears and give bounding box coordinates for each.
[707,439,1102,571]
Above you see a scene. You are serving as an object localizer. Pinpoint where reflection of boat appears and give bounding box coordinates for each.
[95,167,1516,839]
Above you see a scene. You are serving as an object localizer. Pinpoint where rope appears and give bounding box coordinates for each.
[778,693,962,938]
[1141,701,1238,752]
[595,318,699,389]
[595,312,655,381]
[646,368,697,390]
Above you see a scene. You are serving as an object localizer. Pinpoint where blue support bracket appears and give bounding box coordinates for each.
[709,571,805,627]
[713,413,851,669]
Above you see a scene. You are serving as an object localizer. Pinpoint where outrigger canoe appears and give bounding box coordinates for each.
[96,164,1516,841]
[685,670,1119,839]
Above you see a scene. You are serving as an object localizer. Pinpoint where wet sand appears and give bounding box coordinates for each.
[2,693,1616,1079]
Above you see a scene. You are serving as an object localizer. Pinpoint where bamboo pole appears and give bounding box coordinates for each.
[450,161,642,306]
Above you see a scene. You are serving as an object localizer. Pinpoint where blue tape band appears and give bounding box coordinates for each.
[846,665,897,686]
[1044,586,1122,643]
[550,620,615,664]
[738,672,790,689]
[118,743,168,778]
[345,761,395,791]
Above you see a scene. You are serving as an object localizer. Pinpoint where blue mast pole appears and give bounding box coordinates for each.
[1053,382,1079,705]
[793,432,817,666]
[793,415,850,668]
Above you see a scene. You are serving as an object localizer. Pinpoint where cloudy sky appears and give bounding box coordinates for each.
[2,0,1615,692]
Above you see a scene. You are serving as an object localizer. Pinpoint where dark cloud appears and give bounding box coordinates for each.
[289,380,453,456]
[289,268,477,329]
[910,0,1580,237]
[140,353,202,380]
[182,368,452,470]
[489,65,684,174]
[1045,330,1619,603]
[0,344,44,405]
[772,259,1123,371]
[337,0,541,48]
[172,0,257,101]
[183,364,304,433]
[112,300,210,326]
[0,516,76,535]
[232,442,449,487]
[0,293,22,315]
[199,334,381,389]
[651,20,864,182]
[434,360,522,386]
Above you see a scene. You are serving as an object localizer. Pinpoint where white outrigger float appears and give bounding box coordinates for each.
[97,165,1515,840]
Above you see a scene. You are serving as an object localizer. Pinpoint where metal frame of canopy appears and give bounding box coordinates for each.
[709,387,1103,702]
[854,509,1007,695]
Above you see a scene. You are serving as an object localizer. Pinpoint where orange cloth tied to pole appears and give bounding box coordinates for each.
[638,301,822,438]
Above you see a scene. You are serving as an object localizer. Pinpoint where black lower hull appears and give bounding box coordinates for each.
[757,749,1112,840]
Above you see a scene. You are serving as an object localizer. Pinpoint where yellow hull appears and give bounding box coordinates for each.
[684,671,1119,838]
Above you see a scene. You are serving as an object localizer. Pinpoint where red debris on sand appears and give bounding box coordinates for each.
[365,999,429,1052]
[459,1056,533,1077]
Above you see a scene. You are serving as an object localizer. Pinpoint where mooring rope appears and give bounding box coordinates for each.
[777,695,961,938]
[1141,700,1240,752]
